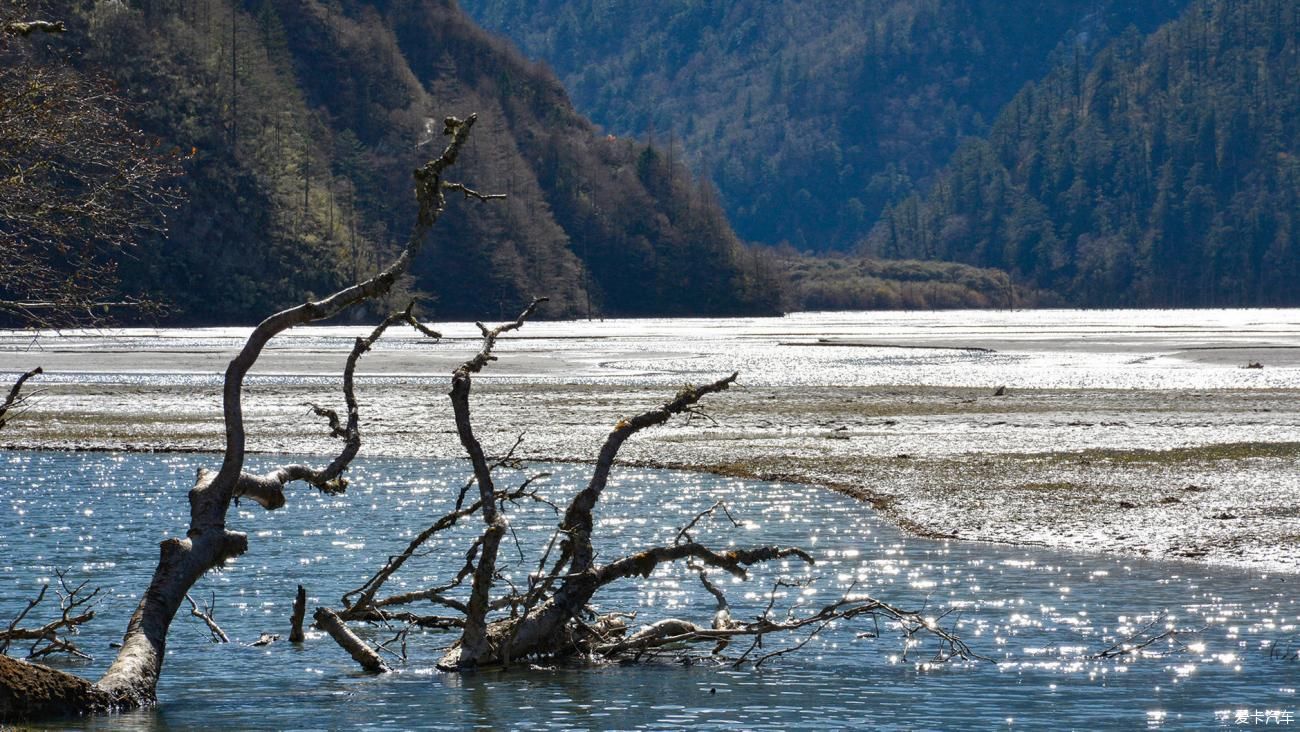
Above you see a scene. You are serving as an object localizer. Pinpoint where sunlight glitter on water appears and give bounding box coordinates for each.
[5,308,1300,389]
[1,452,1296,729]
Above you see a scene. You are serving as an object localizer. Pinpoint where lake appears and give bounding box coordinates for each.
[2,451,1297,730]
[2,309,1299,728]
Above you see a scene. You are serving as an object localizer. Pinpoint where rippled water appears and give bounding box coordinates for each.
[2,452,1296,730]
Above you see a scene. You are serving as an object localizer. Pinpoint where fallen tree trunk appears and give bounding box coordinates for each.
[315,325,984,673]
[314,609,388,674]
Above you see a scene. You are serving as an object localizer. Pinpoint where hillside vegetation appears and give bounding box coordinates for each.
[777,255,1030,312]
[460,0,1188,252]
[16,0,780,323]
[868,0,1300,306]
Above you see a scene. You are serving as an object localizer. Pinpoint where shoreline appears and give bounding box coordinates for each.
[5,378,1299,575]
[5,310,1299,575]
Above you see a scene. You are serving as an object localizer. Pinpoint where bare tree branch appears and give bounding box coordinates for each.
[0,366,41,430]
[1,572,99,661]
[314,608,387,674]
[449,298,546,667]
[184,594,228,644]
[0,114,495,718]
[554,373,740,583]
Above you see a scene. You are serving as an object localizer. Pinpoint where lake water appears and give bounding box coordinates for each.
[6,308,1300,390]
[3,451,1297,730]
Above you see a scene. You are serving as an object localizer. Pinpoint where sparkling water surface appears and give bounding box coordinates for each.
[2,451,1296,730]
[5,309,1300,389]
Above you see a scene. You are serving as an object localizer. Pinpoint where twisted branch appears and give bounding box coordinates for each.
[0,367,41,430]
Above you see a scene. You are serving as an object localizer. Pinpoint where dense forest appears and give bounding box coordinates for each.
[777,254,1034,312]
[867,0,1300,307]
[5,0,784,323]
[460,0,1189,252]
[11,0,1294,317]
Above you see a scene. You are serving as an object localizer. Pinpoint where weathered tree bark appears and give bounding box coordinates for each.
[289,586,307,644]
[0,656,110,721]
[447,299,547,667]
[0,366,41,430]
[313,609,387,674]
[0,115,485,721]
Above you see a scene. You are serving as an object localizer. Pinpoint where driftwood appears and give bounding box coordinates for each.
[313,609,387,674]
[289,586,307,644]
[314,311,984,675]
[0,114,487,721]
[0,573,98,661]
[0,366,41,430]
[185,594,228,644]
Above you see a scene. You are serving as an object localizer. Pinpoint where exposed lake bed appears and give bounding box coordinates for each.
[4,309,1299,574]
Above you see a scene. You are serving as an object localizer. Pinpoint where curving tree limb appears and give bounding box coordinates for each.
[0,114,488,720]
[0,367,41,431]
[448,298,546,667]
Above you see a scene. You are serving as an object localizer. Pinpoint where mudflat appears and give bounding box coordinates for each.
[3,309,1299,572]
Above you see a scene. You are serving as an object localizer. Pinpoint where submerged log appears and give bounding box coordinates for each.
[289,586,307,644]
[314,609,387,674]
[0,655,110,720]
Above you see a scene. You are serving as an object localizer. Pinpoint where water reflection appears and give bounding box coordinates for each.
[5,309,1300,389]
[0,451,1295,730]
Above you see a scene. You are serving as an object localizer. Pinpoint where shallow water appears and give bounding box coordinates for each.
[5,309,1300,389]
[2,451,1296,730]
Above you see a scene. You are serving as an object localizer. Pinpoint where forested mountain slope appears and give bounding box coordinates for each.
[867,0,1300,307]
[34,0,779,322]
[459,0,1188,252]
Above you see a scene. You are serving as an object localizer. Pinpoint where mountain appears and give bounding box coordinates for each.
[40,0,780,323]
[866,0,1300,307]
[458,0,1189,252]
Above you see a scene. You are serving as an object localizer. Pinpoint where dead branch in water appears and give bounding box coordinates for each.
[289,586,307,644]
[0,114,489,721]
[1091,613,1203,659]
[1,572,99,661]
[314,608,387,674]
[308,309,983,675]
[185,594,229,644]
[0,367,42,430]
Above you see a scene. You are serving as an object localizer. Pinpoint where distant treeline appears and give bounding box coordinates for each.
[777,254,1033,312]
[461,0,1188,253]
[867,0,1300,307]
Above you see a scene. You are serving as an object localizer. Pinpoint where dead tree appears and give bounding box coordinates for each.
[0,114,491,721]
[324,312,985,673]
[0,366,41,430]
[0,572,99,662]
